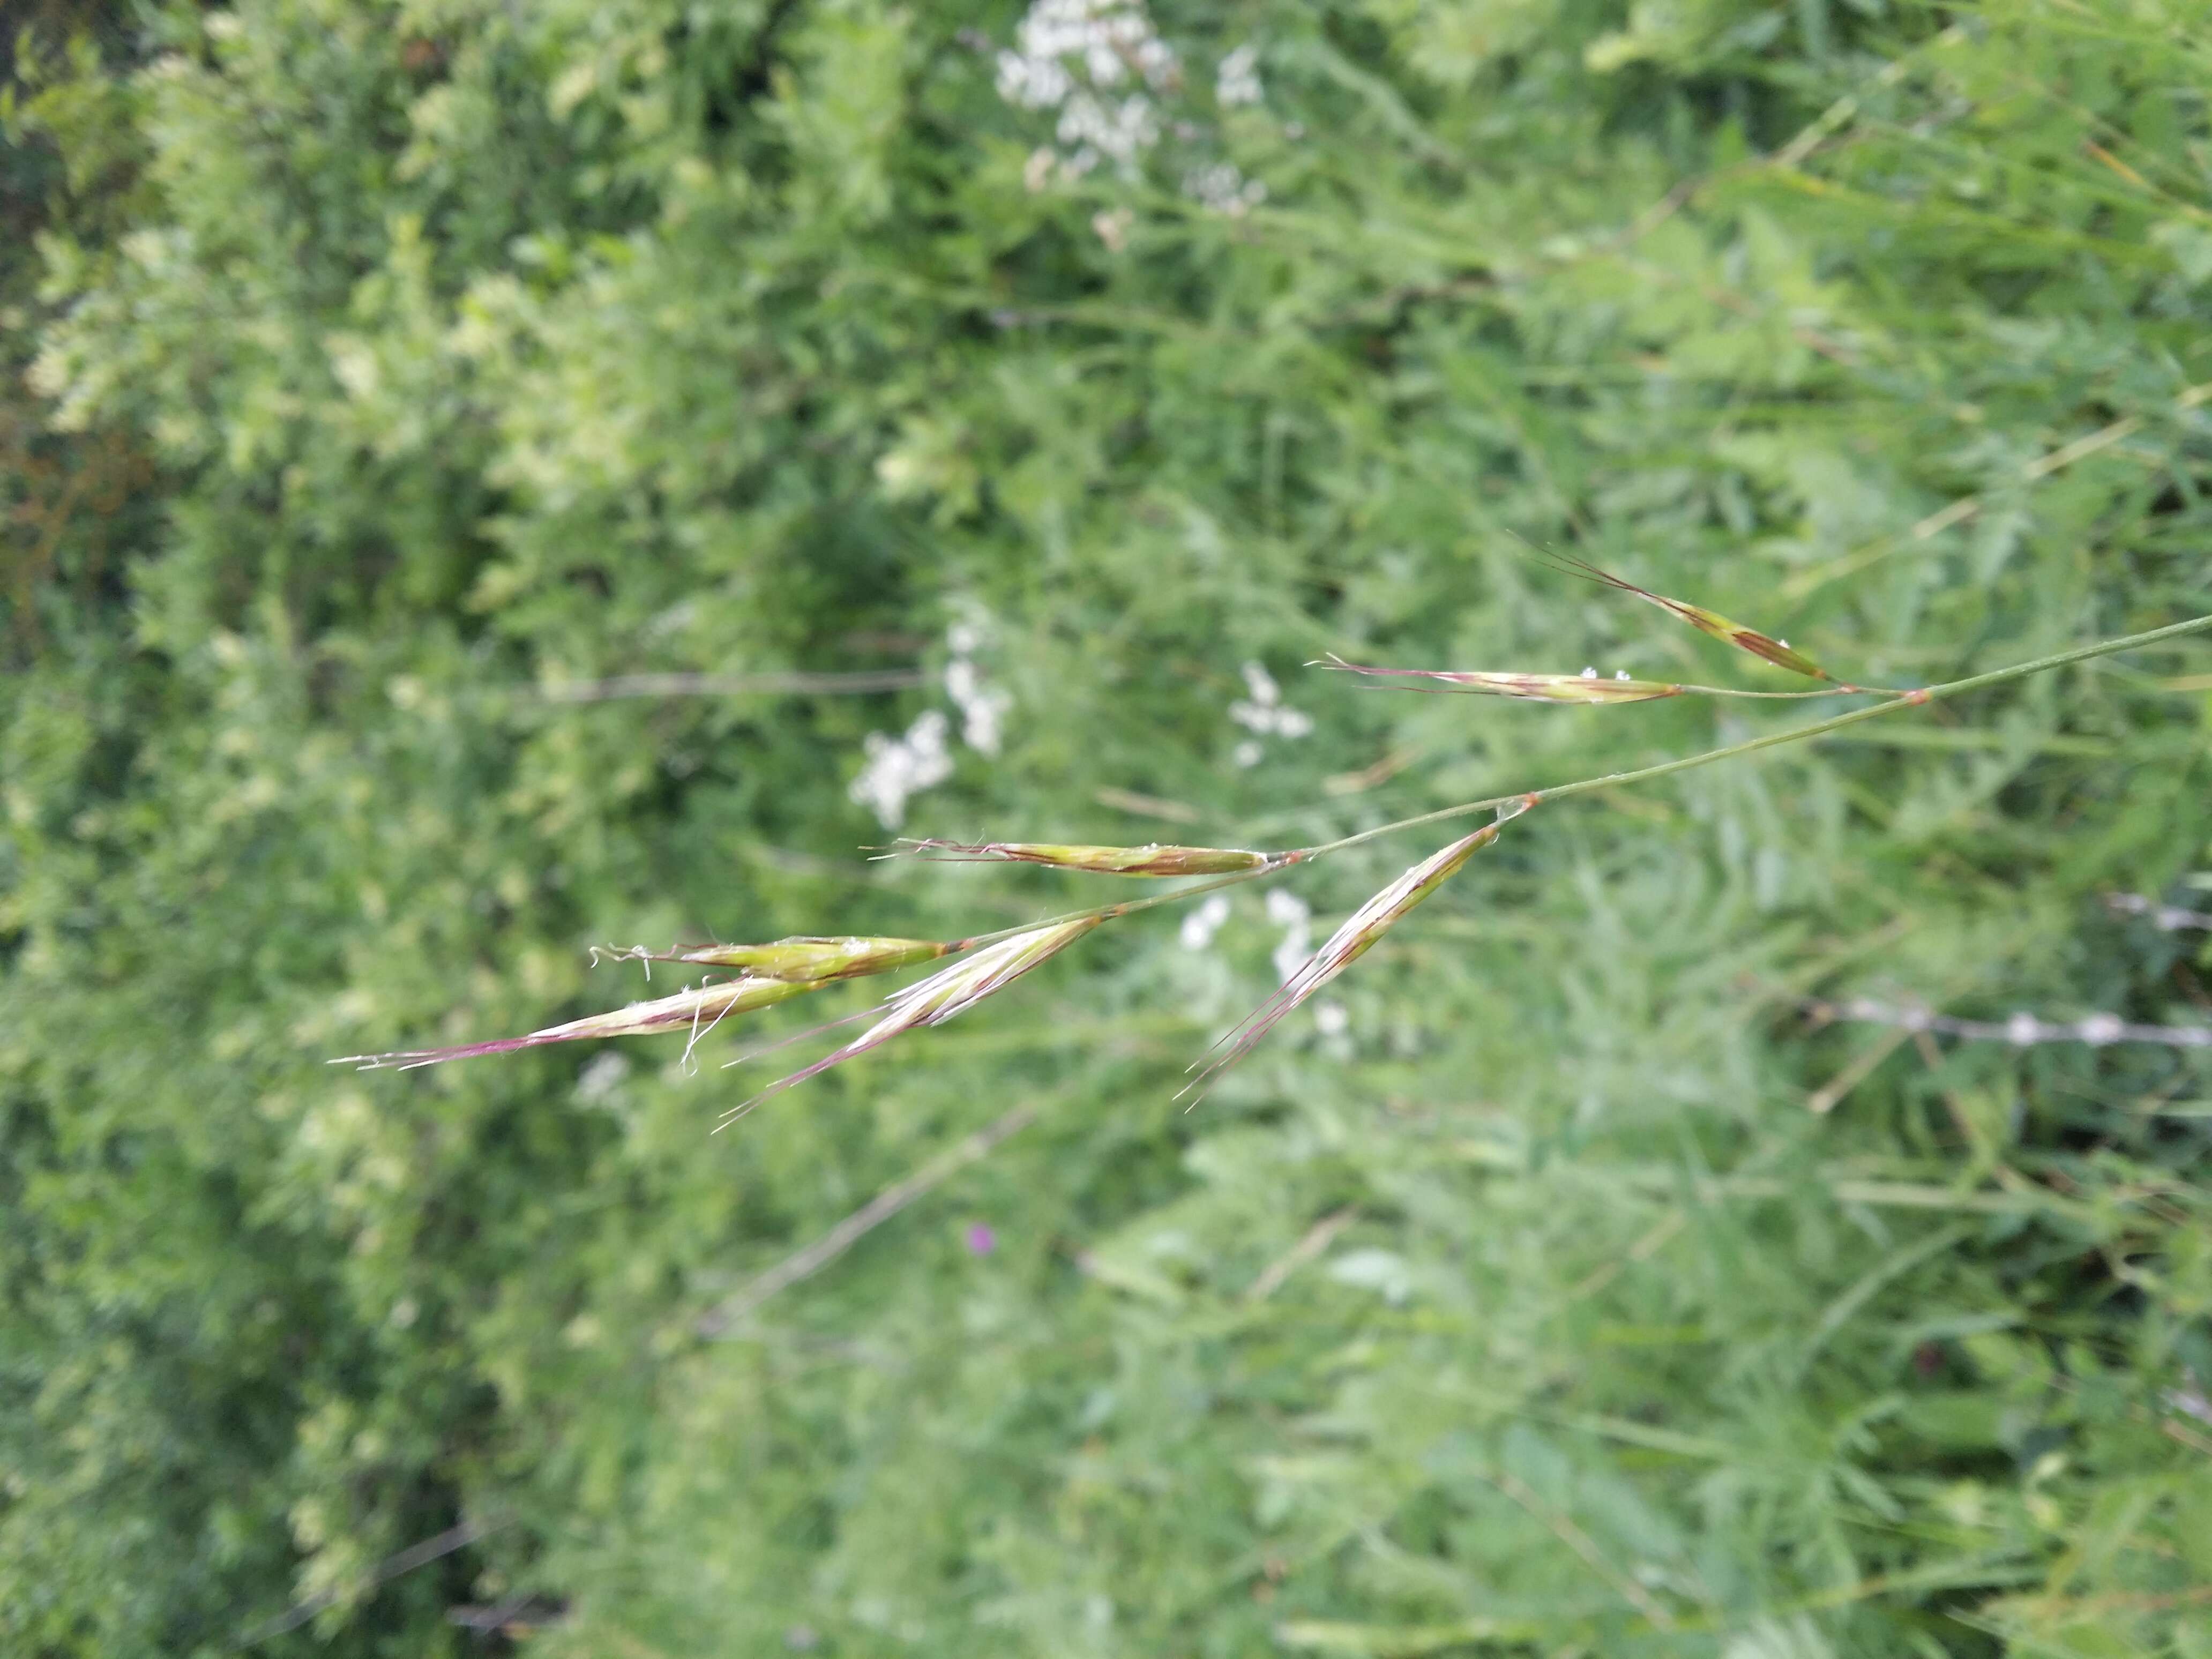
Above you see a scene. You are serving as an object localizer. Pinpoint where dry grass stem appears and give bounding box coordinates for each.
[539,667,925,702]
[2104,892,2212,932]
[1804,996,2210,1051]
[1244,1207,1359,1304]
[696,1100,1041,1335]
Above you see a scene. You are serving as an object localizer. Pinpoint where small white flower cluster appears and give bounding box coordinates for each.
[576,1050,631,1103]
[1266,887,1311,983]
[1180,892,1231,951]
[850,710,955,829]
[1216,43,1262,107]
[995,4,1268,214]
[850,619,1013,828]
[997,0,1179,179]
[1182,162,1266,217]
[945,622,1011,756]
[1229,660,1313,768]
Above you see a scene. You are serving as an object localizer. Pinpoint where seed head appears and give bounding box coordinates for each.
[332,974,825,1071]
[1316,655,1683,704]
[720,918,1102,1122]
[1180,816,1513,1102]
[896,839,1274,875]
[1535,551,1844,683]
[613,935,952,984]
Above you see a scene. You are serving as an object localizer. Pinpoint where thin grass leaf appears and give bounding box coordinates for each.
[332,975,825,1071]
[895,839,1276,875]
[718,918,1102,1125]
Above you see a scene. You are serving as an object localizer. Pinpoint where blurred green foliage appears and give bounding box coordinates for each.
[4,0,2211,1654]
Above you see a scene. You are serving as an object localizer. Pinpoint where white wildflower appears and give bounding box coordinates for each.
[1183,161,1266,216]
[945,657,1010,756]
[1180,893,1232,951]
[1230,660,1313,741]
[942,617,1011,755]
[1266,887,1311,983]
[576,1051,631,1103]
[996,0,1178,178]
[850,709,954,828]
[1216,43,1261,107]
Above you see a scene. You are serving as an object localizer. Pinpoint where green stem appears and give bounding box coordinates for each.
[951,612,2212,949]
[1297,611,2212,857]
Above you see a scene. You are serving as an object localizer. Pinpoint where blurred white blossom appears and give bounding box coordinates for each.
[1230,659,1312,767]
[996,0,1178,178]
[850,619,1010,825]
[944,617,1011,755]
[1180,892,1232,951]
[996,3,1268,212]
[576,1051,631,1102]
[1184,162,1266,216]
[1266,887,1311,983]
[1215,43,1261,107]
[850,710,954,828]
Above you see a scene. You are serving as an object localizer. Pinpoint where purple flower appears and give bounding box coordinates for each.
[965,1222,997,1257]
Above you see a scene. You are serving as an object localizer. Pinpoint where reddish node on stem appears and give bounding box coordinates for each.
[1903,687,1931,706]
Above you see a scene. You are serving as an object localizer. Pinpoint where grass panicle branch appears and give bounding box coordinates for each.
[338,607,2212,1106]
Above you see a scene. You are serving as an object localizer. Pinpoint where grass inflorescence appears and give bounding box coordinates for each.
[338,593,2212,1104]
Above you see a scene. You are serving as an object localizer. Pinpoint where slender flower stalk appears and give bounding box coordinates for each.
[894,839,1278,875]
[926,611,2212,954]
[332,975,826,1071]
[1179,810,1521,1104]
[606,935,953,983]
[715,918,1103,1126]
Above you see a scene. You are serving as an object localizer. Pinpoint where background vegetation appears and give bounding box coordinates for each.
[4,0,2210,1654]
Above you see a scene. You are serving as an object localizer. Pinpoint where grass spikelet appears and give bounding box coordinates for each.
[1316,655,1685,704]
[332,975,825,1071]
[609,935,953,983]
[896,839,1275,876]
[718,917,1102,1124]
[1179,815,1514,1103]
[1533,550,1855,685]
